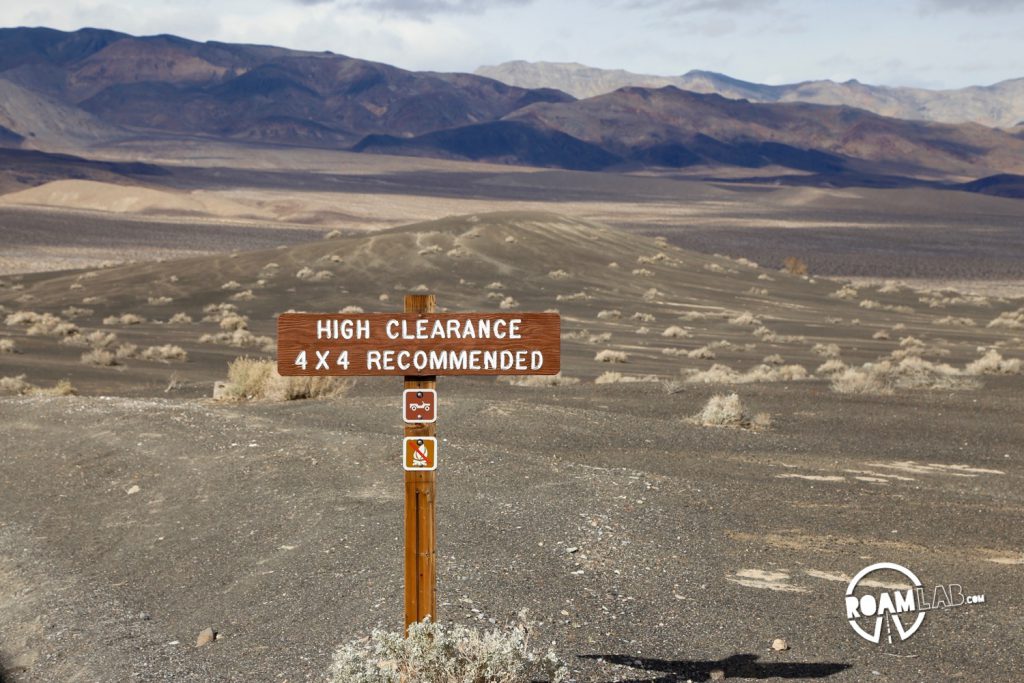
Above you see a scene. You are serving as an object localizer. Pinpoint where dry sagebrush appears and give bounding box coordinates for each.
[329,616,567,683]
[219,357,352,401]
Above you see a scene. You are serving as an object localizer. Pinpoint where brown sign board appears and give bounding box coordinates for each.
[277,312,561,376]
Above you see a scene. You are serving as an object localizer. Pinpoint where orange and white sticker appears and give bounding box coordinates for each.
[403,436,437,471]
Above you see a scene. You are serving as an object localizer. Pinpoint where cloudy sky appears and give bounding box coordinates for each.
[2,0,1022,88]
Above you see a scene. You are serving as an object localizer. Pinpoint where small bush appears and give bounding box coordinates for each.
[830,284,859,300]
[811,342,841,358]
[987,309,1024,330]
[783,256,808,276]
[596,310,621,321]
[661,325,690,338]
[632,312,656,323]
[81,349,119,366]
[168,312,193,324]
[831,357,978,395]
[103,313,145,326]
[688,346,716,360]
[595,349,628,363]
[594,371,659,384]
[502,373,579,387]
[1,375,76,396]
[692,393,770,429]
[219,357,352,401]
[147,296,174,305]
[686,363,808,384]
[0,338,17,353]
[548,269,570,280]
[221,281,242,291]
[140,345,188,363]
[965,350,1021,375]
[498,297,519,310]
[728,311,761,326]
[231,289,254,301]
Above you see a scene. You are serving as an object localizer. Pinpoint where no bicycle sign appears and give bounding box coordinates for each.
[276,296,560,631]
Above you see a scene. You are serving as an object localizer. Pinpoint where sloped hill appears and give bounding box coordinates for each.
[2,212,1020,395]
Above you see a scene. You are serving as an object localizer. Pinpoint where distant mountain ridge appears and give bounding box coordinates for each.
[475,61,1024,129]
[1,27,1024,191]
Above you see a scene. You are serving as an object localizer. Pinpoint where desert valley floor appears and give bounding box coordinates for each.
[0,147,1022,681]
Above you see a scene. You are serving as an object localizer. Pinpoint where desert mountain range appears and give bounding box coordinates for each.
[2,27,1024,187]
[476,60,1024,129]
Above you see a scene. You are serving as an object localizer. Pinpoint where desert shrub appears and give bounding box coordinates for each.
[498,297,519,310]
[595,349,628,363]
[103,313,145,326]
[587,332,612,344]
[501,373,579,387]
[783,256,808,276]
[872,330,891,340]
[548,269,570,280]
[0,375,32,394]
[735,257,759,268]
[688,346,716,360]
[62,306,93,318]
[816,359,849,376]
[987,309,1024,330]
[831,357,978,395]
[259,262,280,278]
[202,303,238,322]
[635,326,650,335]
[596,310,621,321]
[200,329,274,352]
[140,345,188,363]
[83,330,118,349]
[632,312,656,323]
[811,343,841,358]
[935,316,975,327]
[219,313,250,332]
[324,229,343,239]
[148,296,174,305]
[555,292,588,302]
[686,363,808,384]
[642,288,662,302]
[81,349,119,366]
[692,393,770,429]
[594,371,659,384]
[1,376,76,396]
[637,252,668,264]
[485,282,504,290]
[878,280,902,294]
[703,263,725,273]
[219,357,352,401]
[965,350,1021,375]
[661,325,690,338]
[830,284,859,300]
[6,312,79,337]
[231,289,254,301]
[633,268,654,276]
[340,306,365,314]
[221,281,242,291]
[296,267,332,281]
[728,311,760,326]
[678,311,713,322]
[168,312,193,324]
[0,338,16,353]
[747,287,769,296]
[418,245,443,255]
[762,354,785,365]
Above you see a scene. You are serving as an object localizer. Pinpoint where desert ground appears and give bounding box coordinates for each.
[1,149,1023,682]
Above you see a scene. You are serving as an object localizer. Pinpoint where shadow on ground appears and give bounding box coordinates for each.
[583,654,852,682]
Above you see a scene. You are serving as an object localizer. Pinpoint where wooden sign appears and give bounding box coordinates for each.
[404,388,437,423]
[276,297,561,634]
[276,312,560,376]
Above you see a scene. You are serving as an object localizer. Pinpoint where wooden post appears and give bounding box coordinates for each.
[404,294,437,632]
